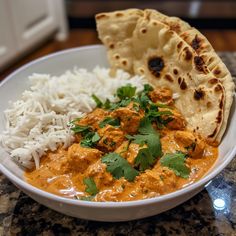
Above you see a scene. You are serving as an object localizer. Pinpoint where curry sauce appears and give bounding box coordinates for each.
[25,85,218,202]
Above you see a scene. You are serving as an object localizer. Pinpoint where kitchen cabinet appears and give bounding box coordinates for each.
[0,0,68,71]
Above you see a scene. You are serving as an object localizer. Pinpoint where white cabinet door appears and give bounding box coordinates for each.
[9,0,58,52]
[0,0,17,68]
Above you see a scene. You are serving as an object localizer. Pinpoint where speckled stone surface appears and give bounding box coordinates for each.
[0,53,236,236]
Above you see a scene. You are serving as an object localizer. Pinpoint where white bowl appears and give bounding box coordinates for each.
[0,45,235,222]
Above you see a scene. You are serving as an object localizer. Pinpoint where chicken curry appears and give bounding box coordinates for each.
[25,84,218,202]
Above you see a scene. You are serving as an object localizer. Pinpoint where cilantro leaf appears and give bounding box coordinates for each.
[99,117,120,128]
[92,94,112,110]
[127,117,162,170]
[83,177,99,195]
[133,93,150,110]
[71,124,90,134]
[80,132,100,148]
[143,84,154,92]
[103,99,111,109]
[160,152,190,179]
[108,98,132,111]
[134,148,155,171]
[101,153,139,182]
[126,134,147,146]
[92,94,103,108]
[146,133,162,157]
[138,117,156,134]
[68,117,81,125]
[117,84,136,100]
[148,110,173,118]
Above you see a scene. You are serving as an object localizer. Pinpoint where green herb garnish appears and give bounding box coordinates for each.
[134,148,156,171]
[101,153,139,182]
[117,84,136,100]
[103,99,111,109]
[99,117,120,128]
[160,152,190,179]
[71,124,90,134]
[143,84,154,93]
[126,117,162,171]
[80,131,100,148]
[83,177,99,195]
[92,94,103,108]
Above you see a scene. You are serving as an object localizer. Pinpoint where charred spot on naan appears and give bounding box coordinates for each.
[191,35,202,51]
[148,56,165,78]
[96,13,109,20]
[183,47,192,61]
[214,84,223,93]
[178,77,187,90]
[213,66,222,76]
[194,56,208,74]
[208,78,219,85]
[109,43,115,49]
[177,41,183,51]
[194,88,205,100]
[164,74,174,82]
[207,84,225,141]
[173,68,178,75]
[141,28,147,34]
[115,12,124,17]
[168,22,181,33]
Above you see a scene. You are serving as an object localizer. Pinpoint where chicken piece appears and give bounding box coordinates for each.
[136,167,177,195]
[111,103,144,134]
[149,87,173,104]
[77,108,109,130]
[85,160,114,189]
[174,131,205,158]
[115,141,142,164]
[97,125,125,152]
[164,109,186,130]
[66,143,103,172]
[126,143,145,164]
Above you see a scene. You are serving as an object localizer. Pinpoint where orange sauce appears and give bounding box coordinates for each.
[25,137,218,202]
[25,87,218,202]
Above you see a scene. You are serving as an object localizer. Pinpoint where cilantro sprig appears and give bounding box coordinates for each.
[70,124,90,134]
[127,117,162,171]
[92,94,111,109]
[117,84,136,100]
[134,148,155,171]
[80,132,100,148]
[99,117,120,128]
[69,121,100,148]
[160,152,190,178]
[83,177,99,195]
[101,153,139,182]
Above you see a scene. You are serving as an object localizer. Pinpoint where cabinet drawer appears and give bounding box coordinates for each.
[0,0,17,68]
[9,0,58,51]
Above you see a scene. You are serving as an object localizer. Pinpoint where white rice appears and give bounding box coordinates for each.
[0,67,145,169]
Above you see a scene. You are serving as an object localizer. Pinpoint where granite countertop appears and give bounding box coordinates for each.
[0,53,236,236]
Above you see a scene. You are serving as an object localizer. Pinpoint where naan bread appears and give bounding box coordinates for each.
[144,9,235,142]
[96,9,143,74]
[96,9,233,144]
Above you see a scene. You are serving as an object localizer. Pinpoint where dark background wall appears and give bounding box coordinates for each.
[66,0,236,29]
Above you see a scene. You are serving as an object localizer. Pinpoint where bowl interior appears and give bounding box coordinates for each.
[0,45,235,200]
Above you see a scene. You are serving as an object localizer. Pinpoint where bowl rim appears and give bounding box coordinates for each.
[0,45,236,208]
